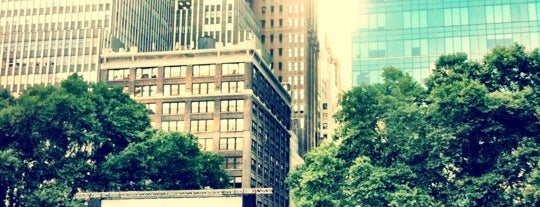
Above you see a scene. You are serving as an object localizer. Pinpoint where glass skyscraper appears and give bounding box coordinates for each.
[352,0,540,85]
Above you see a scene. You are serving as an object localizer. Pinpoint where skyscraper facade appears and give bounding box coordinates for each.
[252,0,319,156]
[0,0,174,95]
[173,0,263,51]
[100,41,291,207]
[318,35,342,144]
[352,0,540,85]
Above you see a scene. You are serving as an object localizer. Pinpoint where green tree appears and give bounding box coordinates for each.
[0,75,232,206]
[100,130,230,191]
[287,142,345,207]
[0,74,150,206]
[288,44,540,206]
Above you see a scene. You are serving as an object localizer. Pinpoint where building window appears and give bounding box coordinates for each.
[164,65,187,78]
[368,13,386,29]
[368,42,386,58]
[230,176,242,188]
[163,102,185,114]
[221,81,244,93]
[191,101,215,113]
[164,84,186,96]
[193,64,215,77]
[198,138,213,151]
[145,103,156,114]
[279,34,283,42]
[279,5,283,13]
[192,82,215,95]
[261,20,266,27]
[485,5,510,24]
[191,119,213,132]
[220,118,244,131]
[221,99,244,112]
[270,19,274,27]
[162,120,185,132]
[219,137,243,150]
[279,48,283,56]
[270,6,274,13]
[270,34,274,42]
[136,67,157,79]
[224,157,242,169]
[107,68,129,80]
[403,10,428,28]
[134,85,156,97]
[222,63,245,75]
[261,6,266,14]
[529,3,538,21]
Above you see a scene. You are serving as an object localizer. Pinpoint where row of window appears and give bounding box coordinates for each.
[288,48,305,58]
[287,75,305,86]
[261,18,305,28]
[261,5,283,14]
[260,18,283,27]
[1,20,110,32]
[359,3,540,30]
[198,137,242,152]
[287,61,305,71]
[108,63,245,81]
[355,33,539,59]
[261,4,304,14]
[0,3,111,17]
[161,118,244,133]
[157,100,243,114]
[133,81,244,97]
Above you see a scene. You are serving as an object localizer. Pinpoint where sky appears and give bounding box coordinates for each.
[317,0,354,89]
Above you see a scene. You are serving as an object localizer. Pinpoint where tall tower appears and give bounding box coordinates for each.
[352,0,540,85]
[0,0,175,95]
[252,0,319,156]
[173,0,263,51]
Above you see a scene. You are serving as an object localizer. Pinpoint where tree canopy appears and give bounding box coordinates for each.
[0,74,229,207]
[287,44,540,207]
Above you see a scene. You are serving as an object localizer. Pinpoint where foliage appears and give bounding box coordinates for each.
[100,130,230,191]
[0,74,229,206]
[286,142,345,207]
[288,44,540,206]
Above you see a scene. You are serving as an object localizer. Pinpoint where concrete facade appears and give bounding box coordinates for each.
[252,0,319,157]
[0,0,174,95]
[100,42,291,207]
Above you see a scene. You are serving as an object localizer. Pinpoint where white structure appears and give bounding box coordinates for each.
[318,35,342,143]
[0,0,174,95]
[75,188,272,207]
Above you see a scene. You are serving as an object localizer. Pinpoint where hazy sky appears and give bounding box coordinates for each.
[317,0,354,89]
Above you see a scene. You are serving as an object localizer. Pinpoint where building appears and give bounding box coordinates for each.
[100,40,291,207]
[173,0,262,51]
[318,35,342,144]
[252,0,319,156]
[0,0,174,95]
[352,0,540,85]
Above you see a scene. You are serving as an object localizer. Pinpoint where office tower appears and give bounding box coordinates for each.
[252,0,319,156]
[352,0,540,85]
[318,35,342,144]
[0,0,174,95]
[100,41,291,207]
[173,0,262,51]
